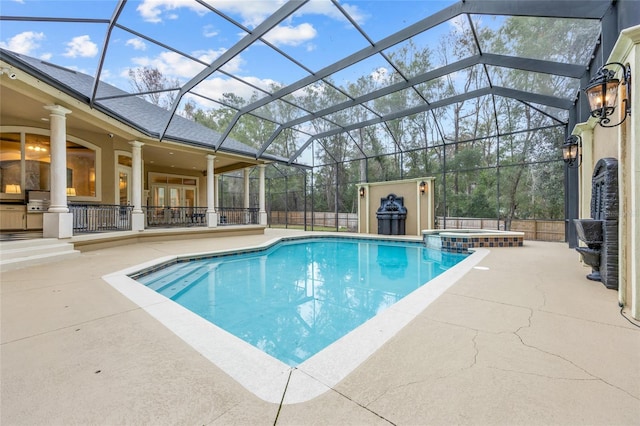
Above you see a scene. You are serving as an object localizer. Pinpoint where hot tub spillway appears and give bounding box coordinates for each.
[574,219,603,282]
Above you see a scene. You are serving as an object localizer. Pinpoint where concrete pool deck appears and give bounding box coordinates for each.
[1,228,639,425]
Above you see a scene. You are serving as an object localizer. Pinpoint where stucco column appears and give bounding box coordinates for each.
[244,168,251,224]
[258,164,267,225]
[206,154,218,227]
[130,141,145,231]
[43,104,73,239]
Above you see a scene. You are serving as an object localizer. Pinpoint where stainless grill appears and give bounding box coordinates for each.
[26,191,50,213]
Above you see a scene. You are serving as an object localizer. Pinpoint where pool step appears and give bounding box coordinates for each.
[143,262,210,298]
[154,266,211,299]
[0,238,80,272]
[142,261,202,290]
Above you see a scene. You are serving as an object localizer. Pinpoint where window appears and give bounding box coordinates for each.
[0,132,22,195]
[0,127,100,199]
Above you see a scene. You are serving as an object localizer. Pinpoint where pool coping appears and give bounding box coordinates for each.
[102,235,489,404]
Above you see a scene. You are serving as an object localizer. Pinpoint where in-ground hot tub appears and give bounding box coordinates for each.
[423,229,524,253]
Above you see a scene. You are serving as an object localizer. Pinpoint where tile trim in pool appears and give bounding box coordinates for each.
[128,234,428,280]
[103,235,488,404]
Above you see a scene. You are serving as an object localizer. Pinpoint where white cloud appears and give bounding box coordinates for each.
[203,25,219,38]
[40,52,53,61]
[194,48,244,73]
[136,0,366,29]
[370,67,389,83]
[126,38,147,51]
[128,47,245,81]
[193,75,278,103]
[99,68,112,80]
[0,31,45,55]
[263,23,317,47]
[203,0,284,28]
[137,0,210,23]
[339,3,366,25]
[131,51,204,78]
[63,35,98,58]
[297,0,366,25]
[123,46,280,104]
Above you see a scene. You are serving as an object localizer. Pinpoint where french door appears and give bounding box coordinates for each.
[151,185,196,209]
[117,165,131,205]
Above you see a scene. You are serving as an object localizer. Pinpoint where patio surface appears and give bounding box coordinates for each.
[1,228,639,425]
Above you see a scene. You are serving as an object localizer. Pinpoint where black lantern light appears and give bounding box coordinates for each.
[584,62,632,127]
[359,186,365,198]
[419,181,426,195]
[562,135,581,168]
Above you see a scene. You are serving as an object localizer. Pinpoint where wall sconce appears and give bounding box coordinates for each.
[5,184,21,194]
[419,181,426,195]
[359,187,365,198]
[584,62,631,127]
[66,187,76,196]
[562,135,581,168]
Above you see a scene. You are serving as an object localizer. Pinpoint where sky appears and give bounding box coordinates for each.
[1,0,596,164]
[0,0,460,108]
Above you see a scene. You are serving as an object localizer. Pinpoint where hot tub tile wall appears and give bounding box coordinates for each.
[440,236,523,253]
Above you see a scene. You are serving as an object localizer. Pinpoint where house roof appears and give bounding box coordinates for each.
[0,48,293,166]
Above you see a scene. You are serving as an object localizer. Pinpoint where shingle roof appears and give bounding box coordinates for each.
[0,48,289,163]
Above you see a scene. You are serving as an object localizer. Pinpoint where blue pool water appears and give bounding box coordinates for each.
[134,237,467,366]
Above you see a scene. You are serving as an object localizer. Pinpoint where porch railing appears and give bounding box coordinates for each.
[144,206,208,228]
[69,204,259,233]
[217,207,259,225]
[70,204,133,234]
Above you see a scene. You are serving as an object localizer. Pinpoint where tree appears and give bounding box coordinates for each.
[128,66,180,110]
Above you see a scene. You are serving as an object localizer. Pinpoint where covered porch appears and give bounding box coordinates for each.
[0,56,276,239]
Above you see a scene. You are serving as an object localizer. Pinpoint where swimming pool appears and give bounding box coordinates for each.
[103,234,488,403]
[133,237,468,366]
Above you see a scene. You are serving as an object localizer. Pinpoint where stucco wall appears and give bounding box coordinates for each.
[356,178,435,236]
[573,25,640,319]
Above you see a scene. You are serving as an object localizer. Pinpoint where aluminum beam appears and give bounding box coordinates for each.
[90,0,127,108]
[286,85,571,163]
[257,53,580,158]
[158,0,309,141]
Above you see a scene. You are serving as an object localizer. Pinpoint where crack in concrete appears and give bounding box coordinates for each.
[275,366,396,425]
[514,309,640,402]
[533,272,547,311]
[446,292,539,314]
[329,388,398,426]
[362,328,481,410]
[426,310,639,402]
[0,306,142,345]
[484,365,601,381]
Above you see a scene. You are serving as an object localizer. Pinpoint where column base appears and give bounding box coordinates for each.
[259,211,268,226]
[207,211,218,228]
[43,212,73,239]
[132,212,145,231]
